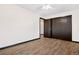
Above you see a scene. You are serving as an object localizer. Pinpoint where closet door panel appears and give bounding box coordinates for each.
[52,16,72,41]
[44,20,52,38]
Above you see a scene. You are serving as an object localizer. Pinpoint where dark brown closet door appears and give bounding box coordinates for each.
[52,16,72,41]
[44,20,52,38]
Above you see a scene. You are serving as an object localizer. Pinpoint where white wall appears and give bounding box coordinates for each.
[0,5,40,48]
[40,19,44,34]
[46,9,79,42]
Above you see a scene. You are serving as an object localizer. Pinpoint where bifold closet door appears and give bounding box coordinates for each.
[44,20,52,38]
[52,16,72,41]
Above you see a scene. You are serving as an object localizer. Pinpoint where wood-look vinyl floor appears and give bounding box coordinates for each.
[0,38,79,55]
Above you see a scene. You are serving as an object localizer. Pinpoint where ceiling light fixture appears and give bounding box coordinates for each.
[42,4,52,10]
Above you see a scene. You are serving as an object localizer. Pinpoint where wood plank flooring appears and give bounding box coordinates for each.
[0,38,79,55]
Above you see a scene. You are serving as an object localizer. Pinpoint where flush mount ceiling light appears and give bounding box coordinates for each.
[41,4,52,10]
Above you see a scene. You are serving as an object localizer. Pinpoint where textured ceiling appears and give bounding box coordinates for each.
[18,4,79,17]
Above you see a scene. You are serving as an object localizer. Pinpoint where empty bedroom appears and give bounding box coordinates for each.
[0,4,79,55]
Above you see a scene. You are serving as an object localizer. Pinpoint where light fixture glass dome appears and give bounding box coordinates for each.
[42,4,52,10]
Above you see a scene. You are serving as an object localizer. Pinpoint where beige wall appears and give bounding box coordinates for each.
[0,5,39,48]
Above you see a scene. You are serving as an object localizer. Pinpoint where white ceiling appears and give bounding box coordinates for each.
[18,4,79,17]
